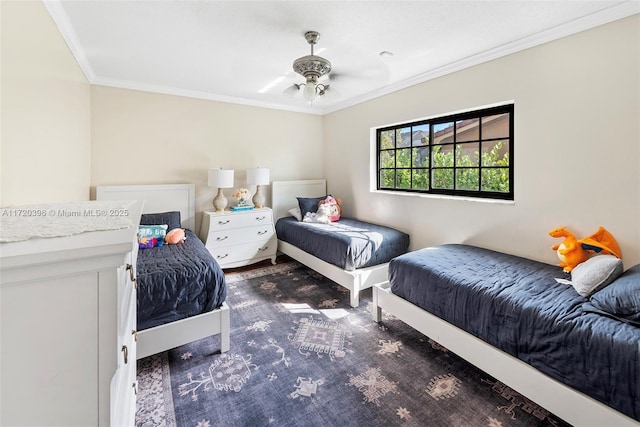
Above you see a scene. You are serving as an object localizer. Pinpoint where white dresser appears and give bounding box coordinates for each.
[0,201,142,426]
[200,208,277,268]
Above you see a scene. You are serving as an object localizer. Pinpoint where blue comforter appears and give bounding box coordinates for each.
[389,244,640,421]
[136,229,227,331]
[276,217,409,270]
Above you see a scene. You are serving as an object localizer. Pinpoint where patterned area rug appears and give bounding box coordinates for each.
[136,261,570,427]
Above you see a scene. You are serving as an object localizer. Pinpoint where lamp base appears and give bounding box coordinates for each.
[252,185,266,209]
[213,188,228,212]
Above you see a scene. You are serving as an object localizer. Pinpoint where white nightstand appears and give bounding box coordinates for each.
[200,208,277,268]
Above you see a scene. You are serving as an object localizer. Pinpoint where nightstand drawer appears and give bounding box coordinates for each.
[208,211,273,231]
[207,226,274,248]
[209,237,277,266]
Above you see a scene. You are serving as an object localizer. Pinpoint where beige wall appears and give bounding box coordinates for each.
[90,86,323,232]
[323,15,640,267]
[1,0,91,206]
[2,2,637,267]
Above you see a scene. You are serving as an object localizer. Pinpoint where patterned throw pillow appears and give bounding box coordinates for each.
[138,236,158,249]
[138,224,168,248]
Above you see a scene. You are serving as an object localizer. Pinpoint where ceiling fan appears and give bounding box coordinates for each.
[283,31,337,102]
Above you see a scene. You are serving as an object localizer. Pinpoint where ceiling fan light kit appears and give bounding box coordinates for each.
[286,31,334,102]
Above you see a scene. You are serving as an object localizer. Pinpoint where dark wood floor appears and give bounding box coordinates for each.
[222,254,293,275]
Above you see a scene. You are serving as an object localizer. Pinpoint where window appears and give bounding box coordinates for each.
[377,104,513,200]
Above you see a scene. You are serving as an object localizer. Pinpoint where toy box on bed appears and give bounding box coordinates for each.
[97,184,230,359]
[272,180,409,307]
[373,243,640,426]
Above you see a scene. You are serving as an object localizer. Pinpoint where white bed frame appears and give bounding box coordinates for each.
[96,184,230,359]
[272,180,389,308]
[372,282,638,427]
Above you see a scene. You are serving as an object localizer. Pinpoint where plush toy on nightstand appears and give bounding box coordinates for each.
[549,226,587,273]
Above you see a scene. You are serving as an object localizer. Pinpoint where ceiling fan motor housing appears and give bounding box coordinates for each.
[293,56,331,79]
[293,31,332,80]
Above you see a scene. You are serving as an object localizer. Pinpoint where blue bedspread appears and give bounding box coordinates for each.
[276,217,409,270]
[389,244,640,421]
[136,230,227,331]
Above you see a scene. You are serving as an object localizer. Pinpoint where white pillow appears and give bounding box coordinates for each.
[288,207,302,221]
[571,255,623,297]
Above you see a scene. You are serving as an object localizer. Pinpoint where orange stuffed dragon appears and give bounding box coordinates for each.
[578,226,622,259]
[549,225,622,273]
[549,226,587,273]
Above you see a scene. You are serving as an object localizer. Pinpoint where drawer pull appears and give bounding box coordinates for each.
[217,220,230,225]
[255,216,267,221]
[132,330,138,342]
[132,382,138,395]
[121,345,129,364]
[258,246,270,252]
[257,230,268,235]
[126,264,137,289]
[217,254,229,259]
[216,236,228,241]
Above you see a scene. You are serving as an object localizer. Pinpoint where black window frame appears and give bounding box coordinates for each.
[376,104,514,201]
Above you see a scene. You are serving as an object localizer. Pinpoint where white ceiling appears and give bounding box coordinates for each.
[45,0,639,115]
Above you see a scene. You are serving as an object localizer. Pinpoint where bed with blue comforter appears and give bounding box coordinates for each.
[136,228,227,331]
[275,216,409,271]
[388,244,640,422]
[275,215,410,307]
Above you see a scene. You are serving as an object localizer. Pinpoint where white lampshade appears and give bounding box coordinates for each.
[303,82,317,101]
[208,168,234,188]
[246,167,270,186]
[283,84,301,97]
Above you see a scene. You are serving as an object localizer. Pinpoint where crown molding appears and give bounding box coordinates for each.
[90,78,323,115]
[42,0,96,82]
[319,1,640,115]
[44,0,639,116]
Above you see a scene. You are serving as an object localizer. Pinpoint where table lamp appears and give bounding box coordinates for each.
[246,167,270,208]
[208,168,234,212]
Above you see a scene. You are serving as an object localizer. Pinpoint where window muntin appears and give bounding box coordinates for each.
[376,104,513,200]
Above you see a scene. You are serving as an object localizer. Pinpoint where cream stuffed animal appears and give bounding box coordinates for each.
[302,203,331,224]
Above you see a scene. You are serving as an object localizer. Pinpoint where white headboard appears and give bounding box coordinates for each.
[96,184,196,230]
[272,179,326,222]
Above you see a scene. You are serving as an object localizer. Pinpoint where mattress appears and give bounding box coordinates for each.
[389,244,640,421]
[136,229,227,331]
[275,216,410,271]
